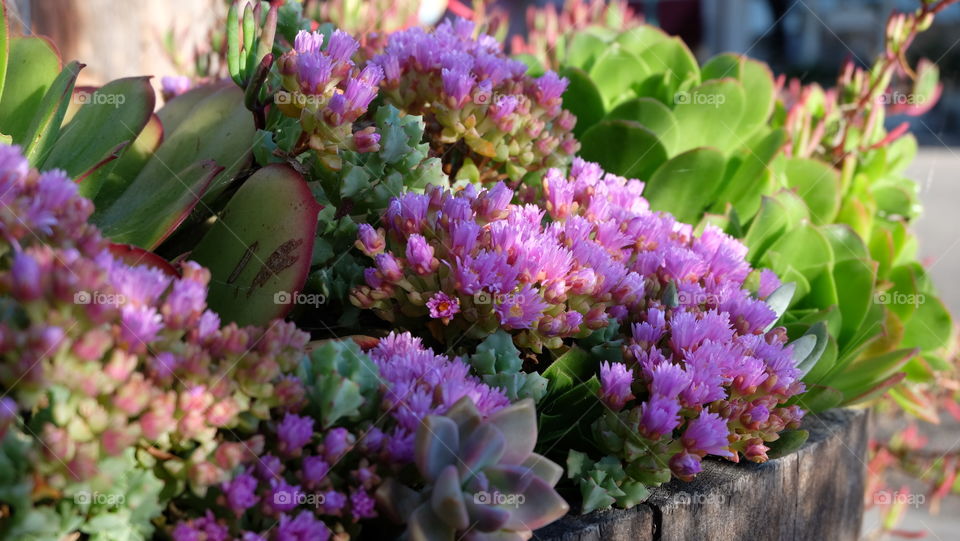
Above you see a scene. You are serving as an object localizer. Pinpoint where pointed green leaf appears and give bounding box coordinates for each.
[0,36,60,143]
[42,77,155,182]
[763,282,796,331]
[21,61,82,166]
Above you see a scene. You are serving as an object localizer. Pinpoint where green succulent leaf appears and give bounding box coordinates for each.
[560,66,606,139]
[0,35,61,144]
[643,147,726,223]
[21,60,82,166]
[42,77,155,184]
[671,79,746,155]
[189,163,321,326]
[781,157,842,225]
[604,97,679,154]
[579,119,667,180]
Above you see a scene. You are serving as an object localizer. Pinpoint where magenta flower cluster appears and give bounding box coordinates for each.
[0,144,307,490]
[372,18,579,181]
[172,331,510,539]
[350,156,806,472]
[277,28,383,168]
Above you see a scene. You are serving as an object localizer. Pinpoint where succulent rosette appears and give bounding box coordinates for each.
[377,397,569,541]
[371,18,579,182]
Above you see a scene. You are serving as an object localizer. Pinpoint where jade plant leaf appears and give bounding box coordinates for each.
[579,119,667,180]
[0,36,60,143]
[41,77,155,181]
[559,66,605,139]
[642,147,726,223]
[189,164,321,326]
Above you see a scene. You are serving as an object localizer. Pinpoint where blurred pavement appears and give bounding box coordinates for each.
[912,147,960,317]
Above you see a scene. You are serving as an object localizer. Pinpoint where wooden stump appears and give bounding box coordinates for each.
[535,409,869,541]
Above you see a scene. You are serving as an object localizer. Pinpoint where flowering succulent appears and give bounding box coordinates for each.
[170,331,518,539]
[305,105,448,324]
[376,396,569,540]
[371,18,579,182]
[0,144,308,534]
[352,158,782,354]
[276,27,383,169]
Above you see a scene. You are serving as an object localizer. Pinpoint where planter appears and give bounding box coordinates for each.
[535,409,868,541]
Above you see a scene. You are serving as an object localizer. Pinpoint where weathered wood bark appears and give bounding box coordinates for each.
[535,409,869,541]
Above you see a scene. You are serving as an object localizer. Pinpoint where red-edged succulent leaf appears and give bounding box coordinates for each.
[90,113,163,208]
[94,159,223,249]
[188,164,321,326]
[107,243,180,277]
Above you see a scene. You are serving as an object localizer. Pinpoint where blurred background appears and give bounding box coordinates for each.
[5,0,960,538]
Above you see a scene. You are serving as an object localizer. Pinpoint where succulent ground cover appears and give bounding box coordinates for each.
[0,0,955,539]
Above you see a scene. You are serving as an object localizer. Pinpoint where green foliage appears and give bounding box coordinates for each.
[547,22,954,414]
[468,330,549,403]
[566,450,651,513]
[297,339,381,427]
[306,105,449,323]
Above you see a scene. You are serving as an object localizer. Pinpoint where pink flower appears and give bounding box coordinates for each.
[426,292,460,322]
